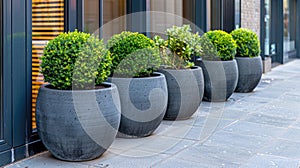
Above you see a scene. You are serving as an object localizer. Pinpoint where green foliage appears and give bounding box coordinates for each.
[230,28,260,57]
[41,30,112,90]
[153,25,202,69]
[107,31,161,77]
[197,35,219,60]
[202,30,237,61]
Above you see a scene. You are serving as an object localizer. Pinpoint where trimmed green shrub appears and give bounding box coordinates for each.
[231,28,260,57]
[202,30,237,61]
[153,25,202,69]
[107,31,161,77]
[197,34,218,60]
[41,30,112,90]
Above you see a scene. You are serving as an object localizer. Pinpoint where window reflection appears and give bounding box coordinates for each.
[283,0,296,52]
[84,0,99,33]
[149,0,194,37]
[264,0,271,55]
[102,0,126,37]
[235,0,241,29]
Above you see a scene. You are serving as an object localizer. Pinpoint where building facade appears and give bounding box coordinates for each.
[0,0,299,166]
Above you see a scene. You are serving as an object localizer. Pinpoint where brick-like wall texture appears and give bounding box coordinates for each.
[241,0,261,38]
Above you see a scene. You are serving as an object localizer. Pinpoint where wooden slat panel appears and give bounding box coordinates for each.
[32,22,64,26]
[32,8,64,12]
[33,36,59,40]
[33,27,64,31]
[32,18,64,21]
[32,13,64,17]
[32,0,64,129]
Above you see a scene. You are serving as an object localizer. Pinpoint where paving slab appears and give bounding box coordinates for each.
[241,154,300,168]
[223,120,287,138]
[262,139,300,159]
[5,59,300,167]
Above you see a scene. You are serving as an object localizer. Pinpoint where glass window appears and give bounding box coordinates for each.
[102,0,126,37]
[264,0,271,55]
[148,0,195,36]
[84,0,126,37]
[234,0,241,29]
[32,0,65,129]
[283,0,296,52]
[84,0,100,33]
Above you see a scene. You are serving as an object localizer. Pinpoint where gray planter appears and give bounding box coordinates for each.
[109,72,168,138]
[235,56,263,93]
[196,59,238,102]
[159,66,204,120]
[36,83,121,161]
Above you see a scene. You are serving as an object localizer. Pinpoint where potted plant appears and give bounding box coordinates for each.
[196,30,238,102]
[230,28,262,92]
[107,31,168,138]
[36,30,121,161]
[153,25,204,120]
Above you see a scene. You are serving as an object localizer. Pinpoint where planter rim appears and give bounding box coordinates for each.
[110,72,165,80]
[200,59,237,64]
[200,59,236,63]
[159,66,202,71]
[235,56,262,59]
[39,82,117,93]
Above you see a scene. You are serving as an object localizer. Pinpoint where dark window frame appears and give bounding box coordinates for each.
[211,0,240,32]
[0,0,3,140]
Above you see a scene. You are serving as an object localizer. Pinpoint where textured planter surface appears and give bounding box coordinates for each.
[159,67,204,120]
[235,56,263,92]
[196,60,238,102]
[110,72,168,138]
[36,83,121,161]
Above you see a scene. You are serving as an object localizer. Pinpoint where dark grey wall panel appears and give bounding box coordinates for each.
[12,0,27,148]
[1,0,13,153]
[195,0,207,32]
[0,150,11,167]
[270,0,284,63]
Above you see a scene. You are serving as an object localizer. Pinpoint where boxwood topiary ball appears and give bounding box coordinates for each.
[106,31,161,78]
[41,30,112,90]
[230,28,260,58]
[202,30,237,61]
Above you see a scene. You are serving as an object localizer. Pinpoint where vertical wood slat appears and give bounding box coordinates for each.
[32,0,64,129]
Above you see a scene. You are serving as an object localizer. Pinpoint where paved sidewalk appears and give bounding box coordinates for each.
[6,60,300,168]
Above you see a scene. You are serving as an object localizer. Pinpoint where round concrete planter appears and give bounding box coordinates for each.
[196,59,238,102]
[110,72,168,138]
[159,66,204,120]
[235,56,263,93]
[36,83,121,161]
